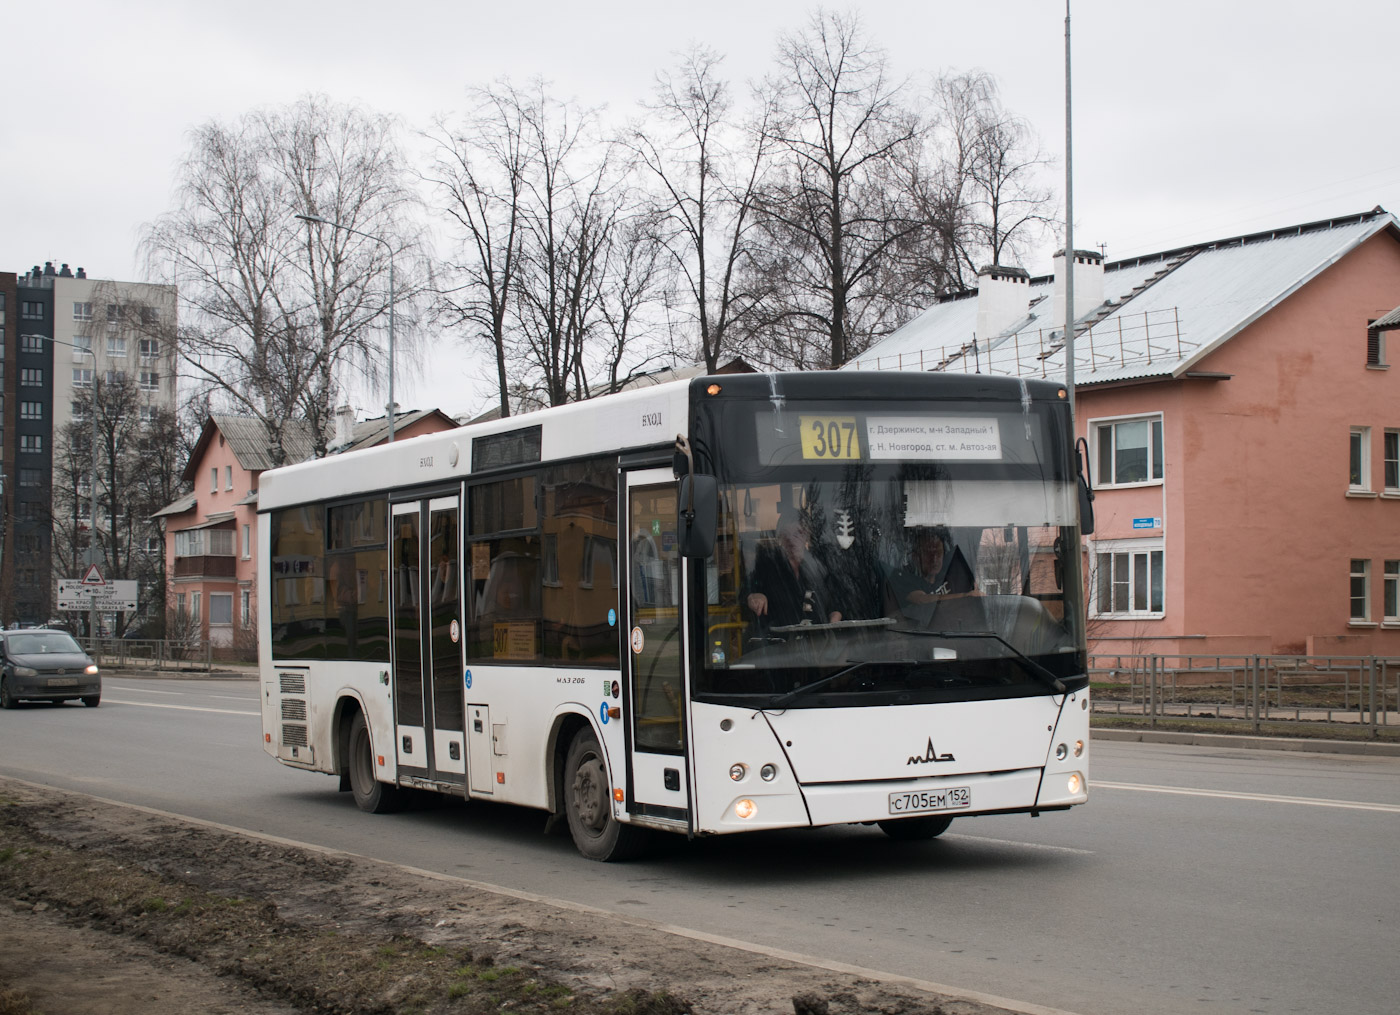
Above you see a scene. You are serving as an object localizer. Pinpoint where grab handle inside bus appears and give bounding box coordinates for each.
[674,435,718,557]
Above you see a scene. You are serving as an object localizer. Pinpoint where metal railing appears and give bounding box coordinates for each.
[1089,653,1400,736]
[83,637,257,672]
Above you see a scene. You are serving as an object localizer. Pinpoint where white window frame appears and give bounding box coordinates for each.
[1091,413,1164,488]
[241,524,251,560]
[139,370,159,391]
[73,302,93,322]
[1350,558,1372,624]
[72,368,93,389]
[1349,427,1372,492]
[211,468,219,493]
[240,590,251,627]
[106,334,127,357]
[209,593,234,627]
[1090,537,1166,619]
[225,465,233,491]
[1384,430,1399,495]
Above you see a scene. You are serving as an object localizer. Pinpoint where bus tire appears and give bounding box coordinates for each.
[348,710,401,814]
[564,728,648,862]
[877,815,954,840]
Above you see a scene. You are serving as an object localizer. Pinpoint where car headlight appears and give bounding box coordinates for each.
[85,664,99,675]
[14,666,37,677]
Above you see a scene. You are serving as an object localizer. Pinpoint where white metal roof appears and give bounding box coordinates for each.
[846,210,1398,386]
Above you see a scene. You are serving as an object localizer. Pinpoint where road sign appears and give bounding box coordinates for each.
[57,578,138,612]
[80,564,105,585]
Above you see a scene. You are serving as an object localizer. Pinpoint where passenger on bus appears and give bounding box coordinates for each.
[744,509,842,627]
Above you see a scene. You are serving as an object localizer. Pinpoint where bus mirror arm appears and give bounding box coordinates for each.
[1075,437,1096,536]
[674,435,718,558]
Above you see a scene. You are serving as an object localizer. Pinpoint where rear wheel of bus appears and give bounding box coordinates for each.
[348,710,402,814]
[564,728,649,862]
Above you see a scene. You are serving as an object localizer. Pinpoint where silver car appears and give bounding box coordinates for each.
[0,629,101,708]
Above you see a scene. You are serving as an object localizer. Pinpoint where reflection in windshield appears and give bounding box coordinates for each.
[696,472,1085,703]
[7,633,84,655]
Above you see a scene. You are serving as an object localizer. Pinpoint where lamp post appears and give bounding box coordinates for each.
[46,337,99,642]
[295,214,397,442]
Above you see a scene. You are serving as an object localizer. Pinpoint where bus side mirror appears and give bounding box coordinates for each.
[1075,437,1095,536]
[677,474,718,558]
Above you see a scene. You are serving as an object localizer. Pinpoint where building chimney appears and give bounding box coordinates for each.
[59,263,73,277]
[334,405,356,447]
[43,261,56,276]
[975,264,1031,342]
[1052,248,1105,332]
[76,267,86,279]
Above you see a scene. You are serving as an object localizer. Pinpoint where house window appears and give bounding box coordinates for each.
[241,590,251,626]
[141,306,161,325]
[20,368,42,387]
[18,468,41,488]
[225,466,233,491]
[1384,561,1399,623]
[73,368,93,389]
[211,468,219,493]
[1094,415,1164,486]
[20,333,45,353]
[139,370,159,391]
[1368,323,1387,366]
[1350,559,1371,622]
[1349,427,1371,490]
[19,401,42,420]
[73,302,93,322]
[209,594,233,626]
[145,536,163,554]
[72,334,92,355]
[19,435,42,454]
[107,335,127,357]
[191,591,202,622]
[1093,540,1165,617]
[139,338,160,360]
[20,301,43,320]
[104,369,127,385]
[242,524,251,559]
[1385,430,1399,492]
[139,406,157,424]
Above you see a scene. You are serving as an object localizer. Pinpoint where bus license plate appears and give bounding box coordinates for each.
[47,677,78,687]
[888,786,971,815]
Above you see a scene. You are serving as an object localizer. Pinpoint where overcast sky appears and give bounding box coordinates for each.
[6,0,1397,416]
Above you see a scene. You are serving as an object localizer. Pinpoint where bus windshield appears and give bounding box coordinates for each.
[693,395,1087,705]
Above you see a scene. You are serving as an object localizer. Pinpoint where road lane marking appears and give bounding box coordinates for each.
[103,698,259,717]
[1096,780,1400,813]
[106,685,183,695]
[945,834,1094,855]
[0,776,1091,1015]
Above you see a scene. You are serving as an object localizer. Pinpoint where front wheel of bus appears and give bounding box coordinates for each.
[348,711,401,814]
[564,729,648,862]
[877,815,954,840]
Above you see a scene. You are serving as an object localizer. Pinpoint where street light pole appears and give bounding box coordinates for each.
[46,337,99,642]
[295,214,397,442]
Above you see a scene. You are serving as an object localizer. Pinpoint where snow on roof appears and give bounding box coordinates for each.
[846,210,1397,386]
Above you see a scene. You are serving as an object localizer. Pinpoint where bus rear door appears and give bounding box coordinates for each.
[622,469,692,830]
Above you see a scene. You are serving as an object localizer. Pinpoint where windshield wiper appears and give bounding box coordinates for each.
[768,659,911,708]
[911,629,1067,695]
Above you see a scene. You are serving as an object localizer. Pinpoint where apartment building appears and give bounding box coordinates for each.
[848,208,1400,656]
[1,261,177,626]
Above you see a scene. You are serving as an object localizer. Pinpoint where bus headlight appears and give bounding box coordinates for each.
[1067,773,1083,795]
[1074,739,1085,758]
[1055,743,1068,761]
[729,763,747,782]
[734,799,757,819]
[760,763,779,782]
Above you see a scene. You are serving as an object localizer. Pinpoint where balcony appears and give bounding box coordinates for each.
[174,555,237,579]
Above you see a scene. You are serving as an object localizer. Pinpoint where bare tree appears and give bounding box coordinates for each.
[588,210,674,395]
[927,71,1056,283]
[746,10,929,368]
[143,96,424,462]
[428,85,534,419]
[633,46,772,371]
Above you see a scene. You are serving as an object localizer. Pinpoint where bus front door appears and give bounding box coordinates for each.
[622,470,692,829]
[390,497,467,792]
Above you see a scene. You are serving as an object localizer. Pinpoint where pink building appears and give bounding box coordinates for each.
[850,208,1400,656]
[155,410,457,646]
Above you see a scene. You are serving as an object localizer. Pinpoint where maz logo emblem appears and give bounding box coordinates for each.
[907,738,956,765]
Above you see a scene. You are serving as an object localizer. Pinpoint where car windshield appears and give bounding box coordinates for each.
[7,633,84,655]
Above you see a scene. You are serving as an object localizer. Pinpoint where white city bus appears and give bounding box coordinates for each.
[259,371,1093,860]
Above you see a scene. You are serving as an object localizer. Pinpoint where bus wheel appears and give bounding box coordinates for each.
[564,729,648,862]
[348,711,401,814]
[877,815,954,840]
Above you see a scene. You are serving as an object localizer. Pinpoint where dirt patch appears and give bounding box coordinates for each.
[0,778,1014,1015]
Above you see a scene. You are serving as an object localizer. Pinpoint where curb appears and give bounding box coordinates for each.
[1092,727,1400,757]
[102,669,257,681]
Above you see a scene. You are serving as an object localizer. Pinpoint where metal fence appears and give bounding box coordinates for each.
[1089,654,1400,736]
[84,637,257,672]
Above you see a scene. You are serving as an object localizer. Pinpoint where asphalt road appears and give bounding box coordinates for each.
[1,676,1396,1015]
